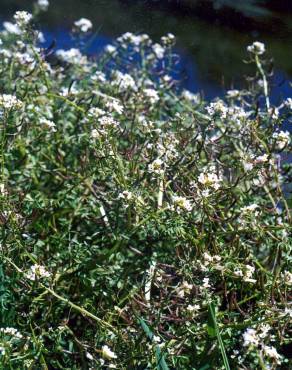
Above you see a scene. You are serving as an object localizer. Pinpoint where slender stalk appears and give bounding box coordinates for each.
[255,55,270,110]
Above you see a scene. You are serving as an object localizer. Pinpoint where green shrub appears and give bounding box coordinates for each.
[0,6,291,370]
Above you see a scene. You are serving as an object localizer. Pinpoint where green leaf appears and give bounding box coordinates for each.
[199,365,211,370]
[138,317,170,370]
[207,308,216,338]
[208,303,231,370]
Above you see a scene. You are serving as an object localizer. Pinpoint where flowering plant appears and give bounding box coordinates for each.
[0,6,291,370]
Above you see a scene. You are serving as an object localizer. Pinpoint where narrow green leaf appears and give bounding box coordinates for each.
[138,318,169,370]
[208,303,231,370]
[207,308,216,338]
[199,365,211,370]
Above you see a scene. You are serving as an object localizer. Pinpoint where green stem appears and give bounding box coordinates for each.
[255,55,270,110]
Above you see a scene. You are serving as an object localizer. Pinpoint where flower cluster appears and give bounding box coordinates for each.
[13,11,32,27]
[172,195,192,212]
[25,264,51,281]
[197,167,222,190]
[40,117,57,132]
[74,18,93,33]
[37,0,49,11]
[243,326,282,365]
[272,130,290,150]
[0,94,23,110]
[247,41,266,55]
[0,328,23,339]
[56,48,88,65]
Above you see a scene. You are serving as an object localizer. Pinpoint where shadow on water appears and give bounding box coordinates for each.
[0,0,291,101]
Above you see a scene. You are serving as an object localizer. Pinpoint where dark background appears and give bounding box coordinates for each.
[0,0,291,99]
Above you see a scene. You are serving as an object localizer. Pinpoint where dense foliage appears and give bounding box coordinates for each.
[0,4,291,369]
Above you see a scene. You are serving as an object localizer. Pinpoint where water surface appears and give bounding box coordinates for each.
[0,0,291,100]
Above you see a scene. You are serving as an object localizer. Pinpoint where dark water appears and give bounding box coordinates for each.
[0,0,292,101]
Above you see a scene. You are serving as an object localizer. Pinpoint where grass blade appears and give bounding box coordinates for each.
[208,303,231,370]
[139,317,169,370]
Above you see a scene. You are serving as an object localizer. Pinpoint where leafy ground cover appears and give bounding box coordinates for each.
[0,2,291,369]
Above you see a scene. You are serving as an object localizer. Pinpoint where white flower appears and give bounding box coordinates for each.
[117,32,134,42]
[285,97,292,110]
[177,281,193,297]
[14,11,32,27]
[0,94,23,110]
[228,105,249,125]
[172,195,192,212]
[112,71,136,92]
[105,45,117,55]
[243,265,256,283]
[259,324,270,339]
[161,33,175,45]
[268,107,279,120]
[226,89,240,99]
[105,100,123,114]
[203,252,213,264]
[257,79,265,88]
[206,100,228,119]
[37,31,46,43]
[101,345,117,360]
[182,90,200,104]
[0,183,7,195]
[25,264,51,281]
[152,335,161,343]
[37,0,49,11]
[243,328,259,347]
[240,204,259,217]
[144,88,159,104]
[14,51,35,65]
[3,21,22,35]
[0,327,23,339]
[148,158,164,175]
[234,268,243,277]
[0,49,12,61]
[283,271,292,286]
[202,253,221,269]
[56,48,87,65]
[88,107,106,118]
[198,169,222,190]
[162,75,172,84]
[91,71,107,83]
[91,129,100,139]
[74,18,92,33]
[60,84,79,96]
[247,41,266,55]
[152,43,165,59]
[125,33,146,47]
[253,170,266,187]
[40,118,56,132]
[85,352,94,361]
[166,33,175,40]
[99,115,119,128]
[202,277,211,288]
[118,191,133,201]
[131,34,147,46]
[272,131,290,150]
[117,32,148,47]
[262,345,281,363]
[256,154,269,163]
[186,304,200,313]
[284,308,292,318]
